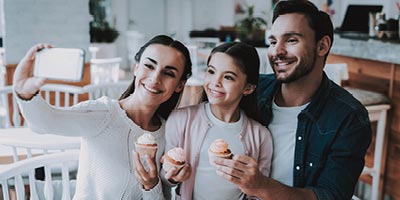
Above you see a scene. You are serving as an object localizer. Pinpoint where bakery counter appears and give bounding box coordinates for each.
[331,34,400,64]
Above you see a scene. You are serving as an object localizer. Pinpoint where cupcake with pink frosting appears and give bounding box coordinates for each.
[135,133,158,157]
[163,147,186,172]
[208,139,233,164]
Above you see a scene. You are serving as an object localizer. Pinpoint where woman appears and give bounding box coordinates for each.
[13,35,192,200]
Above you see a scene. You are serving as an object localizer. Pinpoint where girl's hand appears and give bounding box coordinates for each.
[164,162,191,183]
[132,152,159,190]
[13,44,52,99]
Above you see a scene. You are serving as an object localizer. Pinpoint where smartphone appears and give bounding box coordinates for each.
[34,48,85,82]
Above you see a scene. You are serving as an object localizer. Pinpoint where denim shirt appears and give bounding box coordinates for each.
[257,73,372,200]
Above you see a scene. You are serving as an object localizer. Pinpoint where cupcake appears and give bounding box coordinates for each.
[208,139,232,164]
[135,133,158,157]
[163,147,186,172]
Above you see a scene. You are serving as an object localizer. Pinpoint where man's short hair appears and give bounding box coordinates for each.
[272,0,334,46]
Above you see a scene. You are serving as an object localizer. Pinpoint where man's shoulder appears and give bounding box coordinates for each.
[257,74,276,95]
[258,74,276,85]
[321,85,370,125]
[329,85,367,112]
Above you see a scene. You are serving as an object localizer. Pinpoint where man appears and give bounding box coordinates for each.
[212,1,372,199]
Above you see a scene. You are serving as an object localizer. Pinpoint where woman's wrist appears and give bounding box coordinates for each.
[14,88,39,101]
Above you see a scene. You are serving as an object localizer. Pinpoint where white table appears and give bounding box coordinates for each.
[0,128,80,164]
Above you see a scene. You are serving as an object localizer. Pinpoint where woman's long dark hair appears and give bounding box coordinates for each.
[119,35,192,119]
[203,42,262,123]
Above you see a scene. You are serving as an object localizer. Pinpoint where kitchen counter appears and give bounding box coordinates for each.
[331,34,400,64]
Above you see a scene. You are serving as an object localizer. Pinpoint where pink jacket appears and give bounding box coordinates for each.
[164,102,273,199]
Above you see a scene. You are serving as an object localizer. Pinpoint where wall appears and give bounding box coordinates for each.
[192,0,235,30]
[128,0,166,41]
[112,0,129,68]
[171,0,272,42]
[3,0,91,64]
[0,0,4,39]
[166,0,193,42]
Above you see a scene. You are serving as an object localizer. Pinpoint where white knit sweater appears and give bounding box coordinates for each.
[17,94,166,200]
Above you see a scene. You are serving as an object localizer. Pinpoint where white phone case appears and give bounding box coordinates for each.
[34,48,85,82]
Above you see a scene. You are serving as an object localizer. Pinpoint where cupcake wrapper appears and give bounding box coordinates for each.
[208,150,232,165]
[163,159,185,172]
[135,144,157,158]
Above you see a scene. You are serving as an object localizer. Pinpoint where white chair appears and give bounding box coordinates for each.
[88,46,100,59]
[40,84,86,108]
[0,86,23,128]
[90,57,122,85]
[1,84,83,184]
[0,48,5,88]
[1,84,87,128]
[0,151,79,200]
[83,80,130,100]
[325,63,390,200]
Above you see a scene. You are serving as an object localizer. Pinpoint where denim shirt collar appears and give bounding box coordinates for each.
[300,72,332,120]
[259,72,332,125]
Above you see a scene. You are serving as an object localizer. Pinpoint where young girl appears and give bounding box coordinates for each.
[13,35,192,200]
[163,42,273,199]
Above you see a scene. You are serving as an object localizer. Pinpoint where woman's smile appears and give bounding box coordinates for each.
[142,83,162,94]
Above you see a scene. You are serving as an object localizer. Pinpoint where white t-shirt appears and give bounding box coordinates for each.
[268,100,308,186]
[193,103,245,200]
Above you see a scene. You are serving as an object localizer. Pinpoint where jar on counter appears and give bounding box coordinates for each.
[375,13,387,38]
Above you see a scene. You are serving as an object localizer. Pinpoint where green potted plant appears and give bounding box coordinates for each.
[235,5,267,47]
[89,0,119,43]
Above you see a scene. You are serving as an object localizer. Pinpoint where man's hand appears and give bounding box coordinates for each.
[213,154,317,200]
[212,154,266,192]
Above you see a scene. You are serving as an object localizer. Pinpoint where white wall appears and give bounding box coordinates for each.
[128,0,167,41]
[3,0,90,64]
[0,0,4,39]
[112,0,129,68]
[165,0,272,43]
[166,0,193,42]
[192,0,235,30]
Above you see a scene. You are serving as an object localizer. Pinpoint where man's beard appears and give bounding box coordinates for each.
[270,51,316,83]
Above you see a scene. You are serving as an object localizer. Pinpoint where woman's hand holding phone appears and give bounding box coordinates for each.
[13,44,51,100]
[13,44,85,100]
